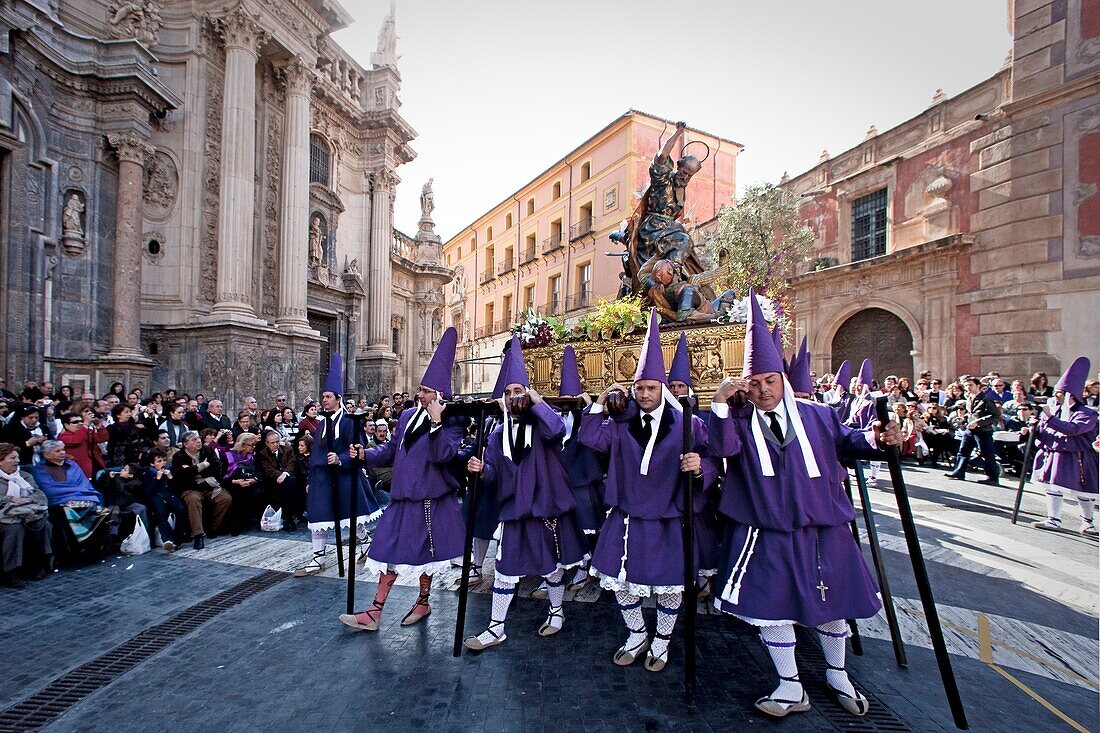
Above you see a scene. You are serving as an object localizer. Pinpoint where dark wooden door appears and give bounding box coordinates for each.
[831,308,914,385]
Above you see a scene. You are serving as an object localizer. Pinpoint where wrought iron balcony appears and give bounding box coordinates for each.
[480,267,495,284]
[541,299,562,317]
[566,291,592,311]
[474,325,489,339]
[520,244,538,265]
[542,233,564,255]
[497,259,515,276]
[569,216,594,241]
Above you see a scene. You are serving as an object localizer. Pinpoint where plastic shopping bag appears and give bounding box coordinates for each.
[120,516,151,555]
[260,505,283,532]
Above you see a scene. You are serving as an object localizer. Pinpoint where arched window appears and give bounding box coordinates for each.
[309,133,331,187]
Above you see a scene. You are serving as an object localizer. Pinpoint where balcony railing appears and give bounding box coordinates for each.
[569,216,594,241]
[520,244,538,265]
[480,267,495,284]
[474,325,489,339]
[542,233,564,255]
[566,291,592,311]
[494,317,513,334]
[497,259,515,276]
[542,299,563,317]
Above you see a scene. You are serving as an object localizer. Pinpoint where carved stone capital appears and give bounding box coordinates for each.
[371,168,399,197]
[213,4,269,54]
[278,55,316,97]
[106,131,155,165]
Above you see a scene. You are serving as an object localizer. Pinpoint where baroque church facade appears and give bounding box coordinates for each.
[0,0,450,406]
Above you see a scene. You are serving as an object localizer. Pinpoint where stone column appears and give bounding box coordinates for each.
[276,56,314,334]
[367,168,396,349]
[212,6,268,321]
[105,131,154,361]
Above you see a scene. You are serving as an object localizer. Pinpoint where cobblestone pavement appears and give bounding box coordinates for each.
[0,464,1096,732]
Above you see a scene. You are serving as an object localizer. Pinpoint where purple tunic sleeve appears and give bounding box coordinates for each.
[427,424,463,464]
[1044,410,1098,437]
[705,404,750,458]
[479,426,503,488]
[578,408,613,453]
[530,401,566,441]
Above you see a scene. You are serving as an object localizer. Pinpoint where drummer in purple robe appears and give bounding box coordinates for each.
[293,353,384,578]
[708,289,901,719]
[1030,357,1098,536]
[462,336,588,651]
[555,345,606,591]
[579,309,718,673]
[339,328,465,632]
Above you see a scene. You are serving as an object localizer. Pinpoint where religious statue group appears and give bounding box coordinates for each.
[292,290,1097,721]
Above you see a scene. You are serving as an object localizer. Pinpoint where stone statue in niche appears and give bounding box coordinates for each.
[347,258,360,276]
[308,215,324,266]
[61,192,86,256]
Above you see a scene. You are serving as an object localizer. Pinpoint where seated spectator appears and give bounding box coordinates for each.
[57,411,108,479]
[1028,372,1053,399]
[292,431,312,489]
[104,382,125,401]
[922,403,954,464]
[279,407,298,443]
[222,432,261,532]
[100,460,151,535]
[106,403,144,468]
[0,443,52,588]
[0,403,50,466]
[29,440,110,550]
[898,377,918,402]
[171,431,231,550]
[990,377,1012,403]
[183,400,205,430]
[262,409,293,446]
[0,377,14,402]
[255,430,304,531]
[231,410,253,439]
[1085,379,1099,408]
[363,420,376,445]
[298,401,320,438]
[202,400,232,431]
[1002,383,1034,421]
[141,448,186,552]
[160,403,188,446]
[147,429,177,464]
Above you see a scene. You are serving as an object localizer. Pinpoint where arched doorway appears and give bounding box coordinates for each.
[831,308,914,385]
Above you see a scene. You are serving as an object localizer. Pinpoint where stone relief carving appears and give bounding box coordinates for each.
[200,54,224,304]
[61,191,86,257]
[213,4,269,52]
[107,0,163,46]
[261,93,282,317]
[142,150,178,219]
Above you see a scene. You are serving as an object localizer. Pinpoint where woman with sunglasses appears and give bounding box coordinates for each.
[57,411,108,479]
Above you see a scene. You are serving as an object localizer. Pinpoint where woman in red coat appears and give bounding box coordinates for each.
[57,410,108,478]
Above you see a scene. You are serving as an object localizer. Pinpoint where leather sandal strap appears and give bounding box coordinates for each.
[654,632,672,641]
[779,674,801,682]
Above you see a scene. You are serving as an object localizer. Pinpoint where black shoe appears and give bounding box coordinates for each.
[0,574,26,589]
[193,534,206,550]
[31,567,49,581]
[944,473,965,480]
[977,478,1001,487]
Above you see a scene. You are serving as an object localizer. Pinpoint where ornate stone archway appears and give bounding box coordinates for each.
[830,308,914,385]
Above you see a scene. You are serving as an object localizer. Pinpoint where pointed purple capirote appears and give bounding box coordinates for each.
[559,345,583,397]
[834,359,852,393]
[788,337,814,395]
[634,308,668,384]
[1054,356,1091,399]
[668,332,691,388]
[323,353,344,397]
[743,288,785,378]
[420,326,457,399]
[856,358,873,388]
[770,323,783,353]
[493,334,530,398]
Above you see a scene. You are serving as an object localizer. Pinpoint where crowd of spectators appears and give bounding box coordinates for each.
[805,368,1095,487]
[0,378,419,588]
[1,367,1094,589]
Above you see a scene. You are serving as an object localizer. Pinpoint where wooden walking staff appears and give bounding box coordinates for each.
[452,400,495,657]
[850,462,908,668]
[346,409,368,614]
[327,451,345,579]
[678,396,698,707]
[841,477,865,656]
[875,396,968,729]
[1011,425,1037,524]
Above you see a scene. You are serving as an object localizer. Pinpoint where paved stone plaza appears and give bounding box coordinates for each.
[1,466,1096,733]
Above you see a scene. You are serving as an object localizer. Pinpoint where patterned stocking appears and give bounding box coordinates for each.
[474,581,515,645]
[650,592,682,659]
[544,568,565,631]
[758,624,803,700]
[615,591,647,648]
[816,619,856,696]
[1075,493,1096,525]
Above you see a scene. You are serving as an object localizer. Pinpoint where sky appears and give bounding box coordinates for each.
[332,0,1012,242]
